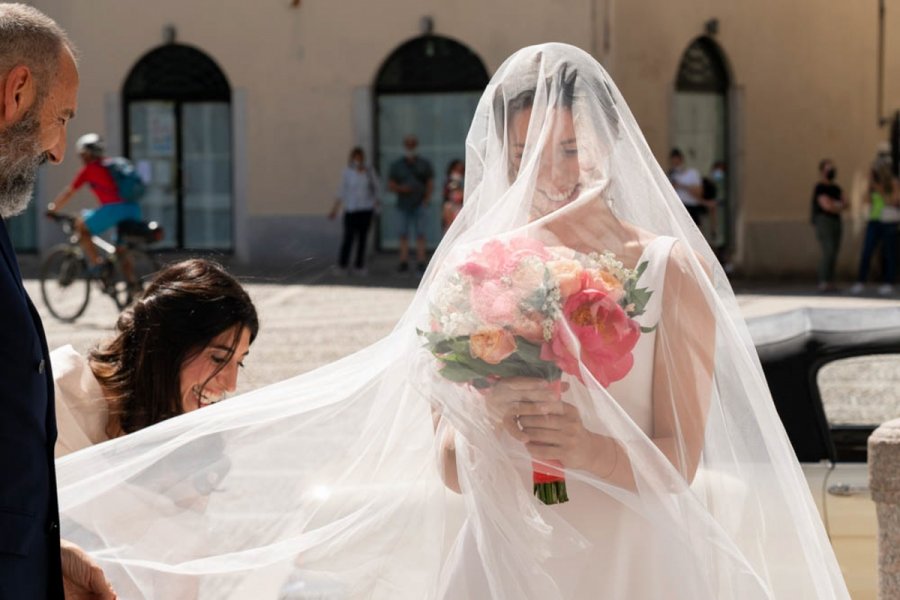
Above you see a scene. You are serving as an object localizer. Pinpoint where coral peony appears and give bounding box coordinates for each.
[541,288,640,386]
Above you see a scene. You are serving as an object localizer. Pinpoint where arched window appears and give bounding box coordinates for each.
[672,37,733,256]
[375,36,489,250]
[124,44,232,250]
[676,37,729,94]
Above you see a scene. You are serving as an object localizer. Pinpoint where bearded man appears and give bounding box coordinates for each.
[0,4,115,598]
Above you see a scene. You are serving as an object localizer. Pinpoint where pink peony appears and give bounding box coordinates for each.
[459,238,550,281]
[540,288,640,386]
[459,240,509,280]
[470,281,521,326]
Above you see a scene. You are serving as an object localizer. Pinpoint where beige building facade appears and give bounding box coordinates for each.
[12,0,900,278]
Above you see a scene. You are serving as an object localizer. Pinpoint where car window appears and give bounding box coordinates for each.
[817,354,900,426]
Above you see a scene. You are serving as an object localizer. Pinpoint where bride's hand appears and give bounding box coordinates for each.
[481,377,565,438]
[514,398,610,473]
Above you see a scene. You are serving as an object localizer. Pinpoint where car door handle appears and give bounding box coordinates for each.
[827,483,869,497]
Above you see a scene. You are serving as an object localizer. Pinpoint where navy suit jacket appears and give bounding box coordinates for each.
[0,219,63,599]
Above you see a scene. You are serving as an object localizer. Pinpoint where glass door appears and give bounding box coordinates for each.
[182,103,232,249]
[128,101,233,250]
[377,91,481,250]
[128,101,178,249]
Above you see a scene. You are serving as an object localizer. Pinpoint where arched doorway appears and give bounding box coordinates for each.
[123,44,232,250]
[673,36,732,255]
[375,35,489,250]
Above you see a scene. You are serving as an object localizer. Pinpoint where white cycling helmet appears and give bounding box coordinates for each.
[75,133,104,156]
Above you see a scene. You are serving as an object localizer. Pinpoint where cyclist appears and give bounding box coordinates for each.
[47,133,142,274]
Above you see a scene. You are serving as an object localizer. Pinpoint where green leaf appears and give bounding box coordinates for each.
[634,260,649,281]
[439,361,485,382]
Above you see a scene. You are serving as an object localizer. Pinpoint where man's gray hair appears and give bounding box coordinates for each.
[0,3,75,100]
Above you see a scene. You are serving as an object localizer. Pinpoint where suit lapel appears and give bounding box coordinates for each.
[0,218,26,296]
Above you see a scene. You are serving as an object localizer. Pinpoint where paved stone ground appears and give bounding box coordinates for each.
[25,272,900,427]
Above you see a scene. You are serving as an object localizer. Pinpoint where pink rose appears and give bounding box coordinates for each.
[470,328,518,364]
[540,288,640,386]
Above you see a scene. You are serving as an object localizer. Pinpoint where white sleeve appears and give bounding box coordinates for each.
[685,169,702,186]
[336,168,349,200]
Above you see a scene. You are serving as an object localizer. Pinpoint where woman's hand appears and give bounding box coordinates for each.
[481,377,562,437]
[482,378,611,474]
[514,400,610,473]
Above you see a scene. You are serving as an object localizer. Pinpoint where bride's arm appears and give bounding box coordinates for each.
[433,408,461,493]
[648,244,715,483]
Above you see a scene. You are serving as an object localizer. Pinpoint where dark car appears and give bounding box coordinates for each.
[749,306,900,600]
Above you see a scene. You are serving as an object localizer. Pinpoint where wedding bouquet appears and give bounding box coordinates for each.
[421,237,655,504]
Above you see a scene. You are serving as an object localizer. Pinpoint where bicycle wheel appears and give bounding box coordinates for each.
[110,249,161,309]
[40,245,91,322]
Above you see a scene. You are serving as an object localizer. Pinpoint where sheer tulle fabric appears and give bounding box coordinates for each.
[56,44,848,599]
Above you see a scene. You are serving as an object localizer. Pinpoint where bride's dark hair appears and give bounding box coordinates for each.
[90,258,259,434]
[492,61,619,143]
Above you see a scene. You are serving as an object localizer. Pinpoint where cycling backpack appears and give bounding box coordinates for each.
[103,157,146,203]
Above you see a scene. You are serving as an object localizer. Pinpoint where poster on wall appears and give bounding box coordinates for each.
[148,110,176,156]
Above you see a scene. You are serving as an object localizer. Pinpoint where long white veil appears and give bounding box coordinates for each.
[57,43,849,599]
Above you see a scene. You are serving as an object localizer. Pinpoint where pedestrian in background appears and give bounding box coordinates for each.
[708,160,731,269]
[329,147,380,276]
[849,161,899,295]
[668,148,705,225]
[811,158,847,292]
[388,134,433,275]
[442,158,464,232]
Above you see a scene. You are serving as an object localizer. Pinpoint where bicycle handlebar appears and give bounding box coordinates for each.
[45,211,76,225]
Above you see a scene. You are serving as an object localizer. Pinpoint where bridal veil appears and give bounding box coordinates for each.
[56,43,848,599]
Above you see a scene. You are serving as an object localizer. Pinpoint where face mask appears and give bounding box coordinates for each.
[826,168,836,181]
[450,172,463,182]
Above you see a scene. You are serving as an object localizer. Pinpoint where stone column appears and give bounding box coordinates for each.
[870,418,900,599]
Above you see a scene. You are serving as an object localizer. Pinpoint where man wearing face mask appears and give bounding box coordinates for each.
[811,158,846,292]
[388,134,433,275]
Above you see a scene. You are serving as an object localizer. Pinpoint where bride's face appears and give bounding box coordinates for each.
[179,325,252,412]
[509,106,581,218]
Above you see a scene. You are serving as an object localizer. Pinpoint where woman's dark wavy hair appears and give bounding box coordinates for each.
[90,258,259,434]
[493,61,620,142]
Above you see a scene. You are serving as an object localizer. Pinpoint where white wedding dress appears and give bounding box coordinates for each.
[55,44,849,599]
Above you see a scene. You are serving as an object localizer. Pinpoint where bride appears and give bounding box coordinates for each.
[56,44,848,599]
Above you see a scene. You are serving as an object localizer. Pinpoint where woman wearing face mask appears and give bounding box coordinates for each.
[329,146,381,276]
[811,158,846,292]
[52,258,259,457]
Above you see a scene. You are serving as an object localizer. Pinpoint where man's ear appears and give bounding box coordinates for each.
[1,65,36,124]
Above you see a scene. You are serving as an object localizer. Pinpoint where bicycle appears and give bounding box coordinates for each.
[41,213,164,322]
